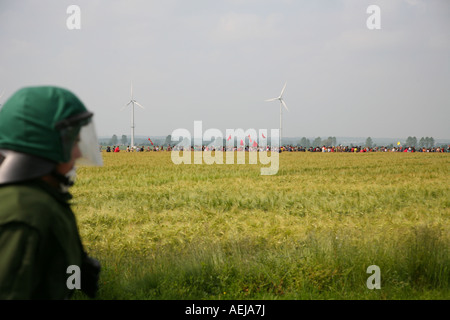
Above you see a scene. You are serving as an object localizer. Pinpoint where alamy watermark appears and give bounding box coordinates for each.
[366,265,381,289]
[367,5,381,30]
[170,121,280,175]
[66,5,81,30]
[66,265,81,290]
[66,5,380,31]
[67,262,383,291]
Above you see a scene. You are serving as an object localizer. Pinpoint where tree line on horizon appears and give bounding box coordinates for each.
[103,134,440,149]
[295,136,437,149]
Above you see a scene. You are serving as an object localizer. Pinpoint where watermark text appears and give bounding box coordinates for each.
[171,121,280,175]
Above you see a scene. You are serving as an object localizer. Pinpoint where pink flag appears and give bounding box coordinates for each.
[252,141,258,147]
[262,133,266,138]
[227,135,232,141]
[240,139,244,146]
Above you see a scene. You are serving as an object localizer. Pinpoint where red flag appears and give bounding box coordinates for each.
[227,135,231,141]
[240,139,244,146]
[252,141,258,147]
[148,138,153,145]
[248,135,252,143]
[262,133,266,138]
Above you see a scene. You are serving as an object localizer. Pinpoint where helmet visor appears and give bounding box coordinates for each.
[76,120,103,166]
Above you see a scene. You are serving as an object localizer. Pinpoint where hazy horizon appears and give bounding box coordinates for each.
[99,133,450,147]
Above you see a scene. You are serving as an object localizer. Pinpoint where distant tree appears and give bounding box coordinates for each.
[110,134,118,145]
[164,135,172,146]
[422,137,435,148]
[406,136,412,147]
[405,136,418,147]
[323,136,337,146]
[121,135,128,145]
[365,137,374,149]
[405,136,412,146]
[313,137,322,147]
[300,137,311,148]
[419,137,425,148]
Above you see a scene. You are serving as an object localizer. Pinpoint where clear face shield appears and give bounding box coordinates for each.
[57,111,103,167]
[57,113,103,192]
[76,120,103,166]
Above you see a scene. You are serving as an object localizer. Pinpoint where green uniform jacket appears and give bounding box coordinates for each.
[0,180,84,299]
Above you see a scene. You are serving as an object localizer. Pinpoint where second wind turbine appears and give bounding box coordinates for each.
[265,82,289,149]
[122,82,144,148]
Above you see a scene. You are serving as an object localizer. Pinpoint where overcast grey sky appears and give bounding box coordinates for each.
[1,0,449,139]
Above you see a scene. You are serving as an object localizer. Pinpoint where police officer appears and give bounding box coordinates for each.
[0,86,102,299]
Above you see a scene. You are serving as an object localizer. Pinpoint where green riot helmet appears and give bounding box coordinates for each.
[0,86,102,185]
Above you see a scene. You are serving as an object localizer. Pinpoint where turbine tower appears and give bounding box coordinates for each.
[0,90,4,107]
[123,82,144,148]
[265,82,289,149]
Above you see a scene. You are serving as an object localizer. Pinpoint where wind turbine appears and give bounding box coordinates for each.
[122,82,144,148]
[265,82,289,149]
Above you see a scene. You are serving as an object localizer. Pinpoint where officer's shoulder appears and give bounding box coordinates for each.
[0,183,64,229]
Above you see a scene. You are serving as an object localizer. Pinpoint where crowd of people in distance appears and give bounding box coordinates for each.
[296,145,450,153]
[104,145,169,152]
[104,145,120,152]
[102,144,450,153]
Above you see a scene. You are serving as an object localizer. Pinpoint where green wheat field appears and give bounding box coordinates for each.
[71,151,449,300]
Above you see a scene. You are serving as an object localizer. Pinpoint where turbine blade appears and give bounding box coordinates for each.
[281,99,289,111]
[280,82,287,96]
[121,101,131,110]
[135,101,145,109]
[265,98,278,102]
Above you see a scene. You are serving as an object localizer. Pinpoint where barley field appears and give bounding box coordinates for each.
[71,151,449,300]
